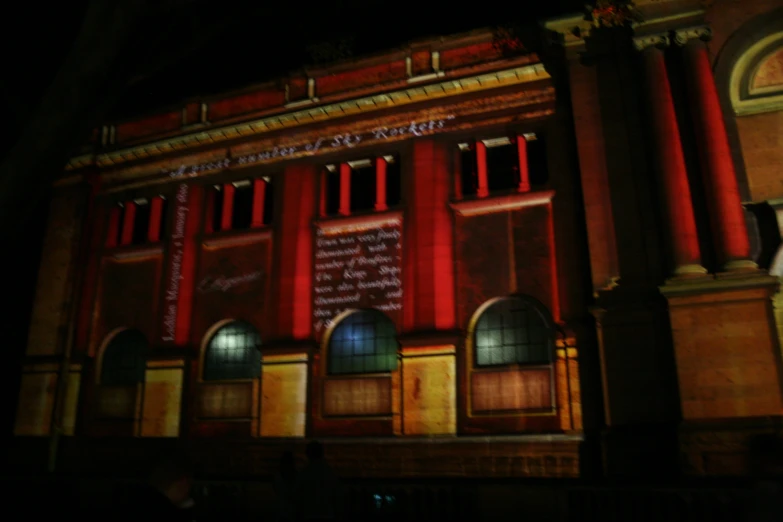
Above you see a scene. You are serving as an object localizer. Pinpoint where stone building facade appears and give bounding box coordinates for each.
[12,0,783,481]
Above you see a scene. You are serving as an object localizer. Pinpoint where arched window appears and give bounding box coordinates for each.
[474,297,553,367]
[101,329,147,385]
[328,309,398,375]
[203,321,261,381]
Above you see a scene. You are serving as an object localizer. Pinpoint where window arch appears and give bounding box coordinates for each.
[327,309,398,375]
[473,296,553,367]
[202,321,261,381]
[100,329,147,385]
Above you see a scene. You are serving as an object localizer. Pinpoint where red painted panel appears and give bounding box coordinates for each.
[184,102,200,126]
[455,202,555,327]
[115,111,181,144]
[439,42,501,71]
[288,77,308,101]
[93,255,163,352]
[208,90,285,122]
[412,50,430,76]
[316,61,407,97]
[190,238,272,347]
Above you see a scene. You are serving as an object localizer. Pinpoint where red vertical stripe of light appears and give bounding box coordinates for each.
[475,141,489,198]
[147,196,164,242]
[642,46,703,272]
[174,186,203,345]
[517,135,530,193]
[251,179,266,228]
[221,184,234,231]
[375,157,388,212]
[339,163,351,216]
[120,202,136,245]
[683,40,752,268]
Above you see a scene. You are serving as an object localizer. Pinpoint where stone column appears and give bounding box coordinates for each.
[634,33,707,277]
[675,26,758,273]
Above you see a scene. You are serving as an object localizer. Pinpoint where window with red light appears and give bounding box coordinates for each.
[457,134,547,199]
[107,196,169,248]
[207,177,274,234]
[320,155,401,218]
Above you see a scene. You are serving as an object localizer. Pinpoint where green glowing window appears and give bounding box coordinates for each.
[101,329,147,385]
[474,297,553,367]
[328,310,398,375]
[203,321,261,381]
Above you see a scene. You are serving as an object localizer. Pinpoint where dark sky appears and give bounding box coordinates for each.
[0,0,582,439]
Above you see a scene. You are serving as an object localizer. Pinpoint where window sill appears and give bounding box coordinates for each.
[450,189,555,217]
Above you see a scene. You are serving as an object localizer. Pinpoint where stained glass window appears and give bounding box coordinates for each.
[203,321,261,381]
[328,310,398,375]
[474,297,553,367]
[101,329,147,385]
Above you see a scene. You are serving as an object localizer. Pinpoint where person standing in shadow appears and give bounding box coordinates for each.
[273,451,298,522]
[296,441,342,522]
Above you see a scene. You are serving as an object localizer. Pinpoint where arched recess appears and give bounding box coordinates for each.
[713,8,783,205]
[94,328,147,425]
[463,295,579,433]
[319,308,399,420]
[196,320,262,423]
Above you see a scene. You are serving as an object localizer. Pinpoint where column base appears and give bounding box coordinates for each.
[666,264,710,284]
[720,259,760,273]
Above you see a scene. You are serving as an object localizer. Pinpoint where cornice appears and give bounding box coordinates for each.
[67,63,550,172]
[99,89,555,194]
[673,25,712,46]
[633,32,671,51]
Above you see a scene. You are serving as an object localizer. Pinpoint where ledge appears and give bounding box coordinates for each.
[66,64,550,171]
[450,189,555,217]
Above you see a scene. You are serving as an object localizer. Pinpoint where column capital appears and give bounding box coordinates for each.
[673,26,713,47]
[633,33,670,52]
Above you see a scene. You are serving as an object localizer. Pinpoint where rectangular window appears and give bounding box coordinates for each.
[457,134,546,198]
[484,137,519,193]
[210,185,224,233]
[131,200,150,245]
[322,154,401,218]
[207,178,272,234]
[231,180,253,230]
[349,159,376,213]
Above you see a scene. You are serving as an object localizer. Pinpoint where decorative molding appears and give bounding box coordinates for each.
[202,229,272,249]
[730,31,783,116]
[450,190,555,217]
[659,273,779,298]
[65,64,550,171]
[543,15,595,49]
[633,33,670,51]
[673,26,712,46]
[316,211,403,234]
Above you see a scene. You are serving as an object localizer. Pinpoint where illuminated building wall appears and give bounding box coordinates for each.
[12,0,783,481]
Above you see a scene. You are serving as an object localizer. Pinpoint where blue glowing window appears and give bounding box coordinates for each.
[328,310,398,375]
[203,321,261,381]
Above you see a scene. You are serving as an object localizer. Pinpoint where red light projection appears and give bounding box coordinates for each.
[313,217,403,335]
[161,184,189,342]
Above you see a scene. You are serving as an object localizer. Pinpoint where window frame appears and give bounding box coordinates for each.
[200,320,262,383]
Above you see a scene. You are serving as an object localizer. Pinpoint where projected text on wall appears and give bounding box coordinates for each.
[313,218,402,334]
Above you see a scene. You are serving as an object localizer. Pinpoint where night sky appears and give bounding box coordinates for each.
[0,0,582,438]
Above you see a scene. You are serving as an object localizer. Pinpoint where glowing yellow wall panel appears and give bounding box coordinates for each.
[402,353,456,435]
[141,368,183,437]
[14,372,57,436]
[260,360,307,437]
